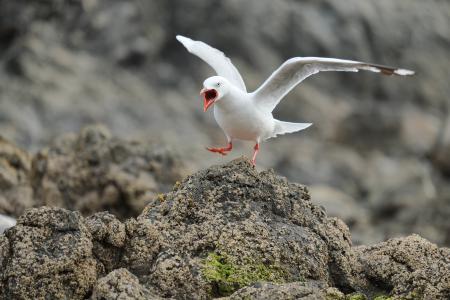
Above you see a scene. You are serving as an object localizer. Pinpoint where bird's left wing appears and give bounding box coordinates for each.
[252,57,414,112]
[176,35,247,92]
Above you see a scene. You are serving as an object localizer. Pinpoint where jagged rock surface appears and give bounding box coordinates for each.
[1,160,450,299]
[32,125,185,219]
[0,126,185,219]
[223,282,344,300]
[0,207,98,300]
[355,234,450,299]
[0,137,33,217]
[91,268,160,300]
[86,211,126,273]
[127,158,361,298]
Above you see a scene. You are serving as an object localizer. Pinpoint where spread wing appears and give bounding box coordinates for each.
[176,35,247,92]
[251,57,414,112]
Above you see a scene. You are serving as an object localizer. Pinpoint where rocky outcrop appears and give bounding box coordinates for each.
[0,207,98,300]
[355,235,450,299]
[31,125,185,219]
[85,212,126,273]
[223,281,344,300]
[125,158,361,298]
[0,137,33,217]
[1,159,449,299]
[0,126,185,219]
[91,268,160,300]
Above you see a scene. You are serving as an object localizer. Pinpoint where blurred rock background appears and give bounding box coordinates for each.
[0,0,449,246]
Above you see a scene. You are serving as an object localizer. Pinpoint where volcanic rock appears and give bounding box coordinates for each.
[355,234,450,299]
[0,137,33,217]
[31,125,185,219]
[0,207,98,299]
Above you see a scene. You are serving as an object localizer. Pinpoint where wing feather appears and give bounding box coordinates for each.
[176,35,247,92]
[252,57,414,112]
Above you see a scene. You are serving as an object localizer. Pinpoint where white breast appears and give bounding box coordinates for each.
[213,93,275,142]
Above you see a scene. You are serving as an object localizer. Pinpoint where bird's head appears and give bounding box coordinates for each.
[200,76,230,112]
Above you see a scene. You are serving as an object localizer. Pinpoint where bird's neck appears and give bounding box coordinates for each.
[215,87,248,113]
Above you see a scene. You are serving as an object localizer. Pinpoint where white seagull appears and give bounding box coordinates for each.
[176,35,414,165]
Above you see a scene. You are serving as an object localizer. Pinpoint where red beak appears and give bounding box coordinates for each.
[200,88,218,112]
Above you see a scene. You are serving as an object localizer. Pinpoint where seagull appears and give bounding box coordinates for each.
[176,35,414,165]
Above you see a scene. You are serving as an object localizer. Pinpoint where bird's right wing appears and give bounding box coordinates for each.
[176,35,247,92]
[252,57,414,112]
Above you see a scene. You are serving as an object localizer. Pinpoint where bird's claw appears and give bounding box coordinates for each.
[206,147,229,156]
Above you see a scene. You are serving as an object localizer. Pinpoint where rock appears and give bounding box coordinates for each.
[31,125,185,219]
[223,281,344,300]
[91,268,160,300]
[0,137,33,217]
[0,207,98,299]
[0,213,16,234]
[128,158,361,298]
[1,160,450,299]
[86,212,126,273]
[355,234,450,299]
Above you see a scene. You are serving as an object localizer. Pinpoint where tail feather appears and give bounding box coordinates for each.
[273,120,312,137]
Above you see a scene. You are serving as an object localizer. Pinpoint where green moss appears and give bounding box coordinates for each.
[373,296,392,300]
[325,290,345,300]
[346,293,367,300]
[202,252,287,296]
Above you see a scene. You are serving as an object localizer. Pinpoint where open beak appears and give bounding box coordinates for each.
[200,88,218,112]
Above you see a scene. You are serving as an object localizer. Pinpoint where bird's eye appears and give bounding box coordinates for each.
[217,83,221,87]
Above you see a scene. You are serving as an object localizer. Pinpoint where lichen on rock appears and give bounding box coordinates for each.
[85,211,127,273]
[202,252,288,296]
[0,207,98,299]
[222,281,345,300]
[354,234,450,299]
[91,268,160,300]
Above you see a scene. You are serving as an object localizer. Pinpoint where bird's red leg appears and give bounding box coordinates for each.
[251,143,260,165]
[206,142,233,156]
